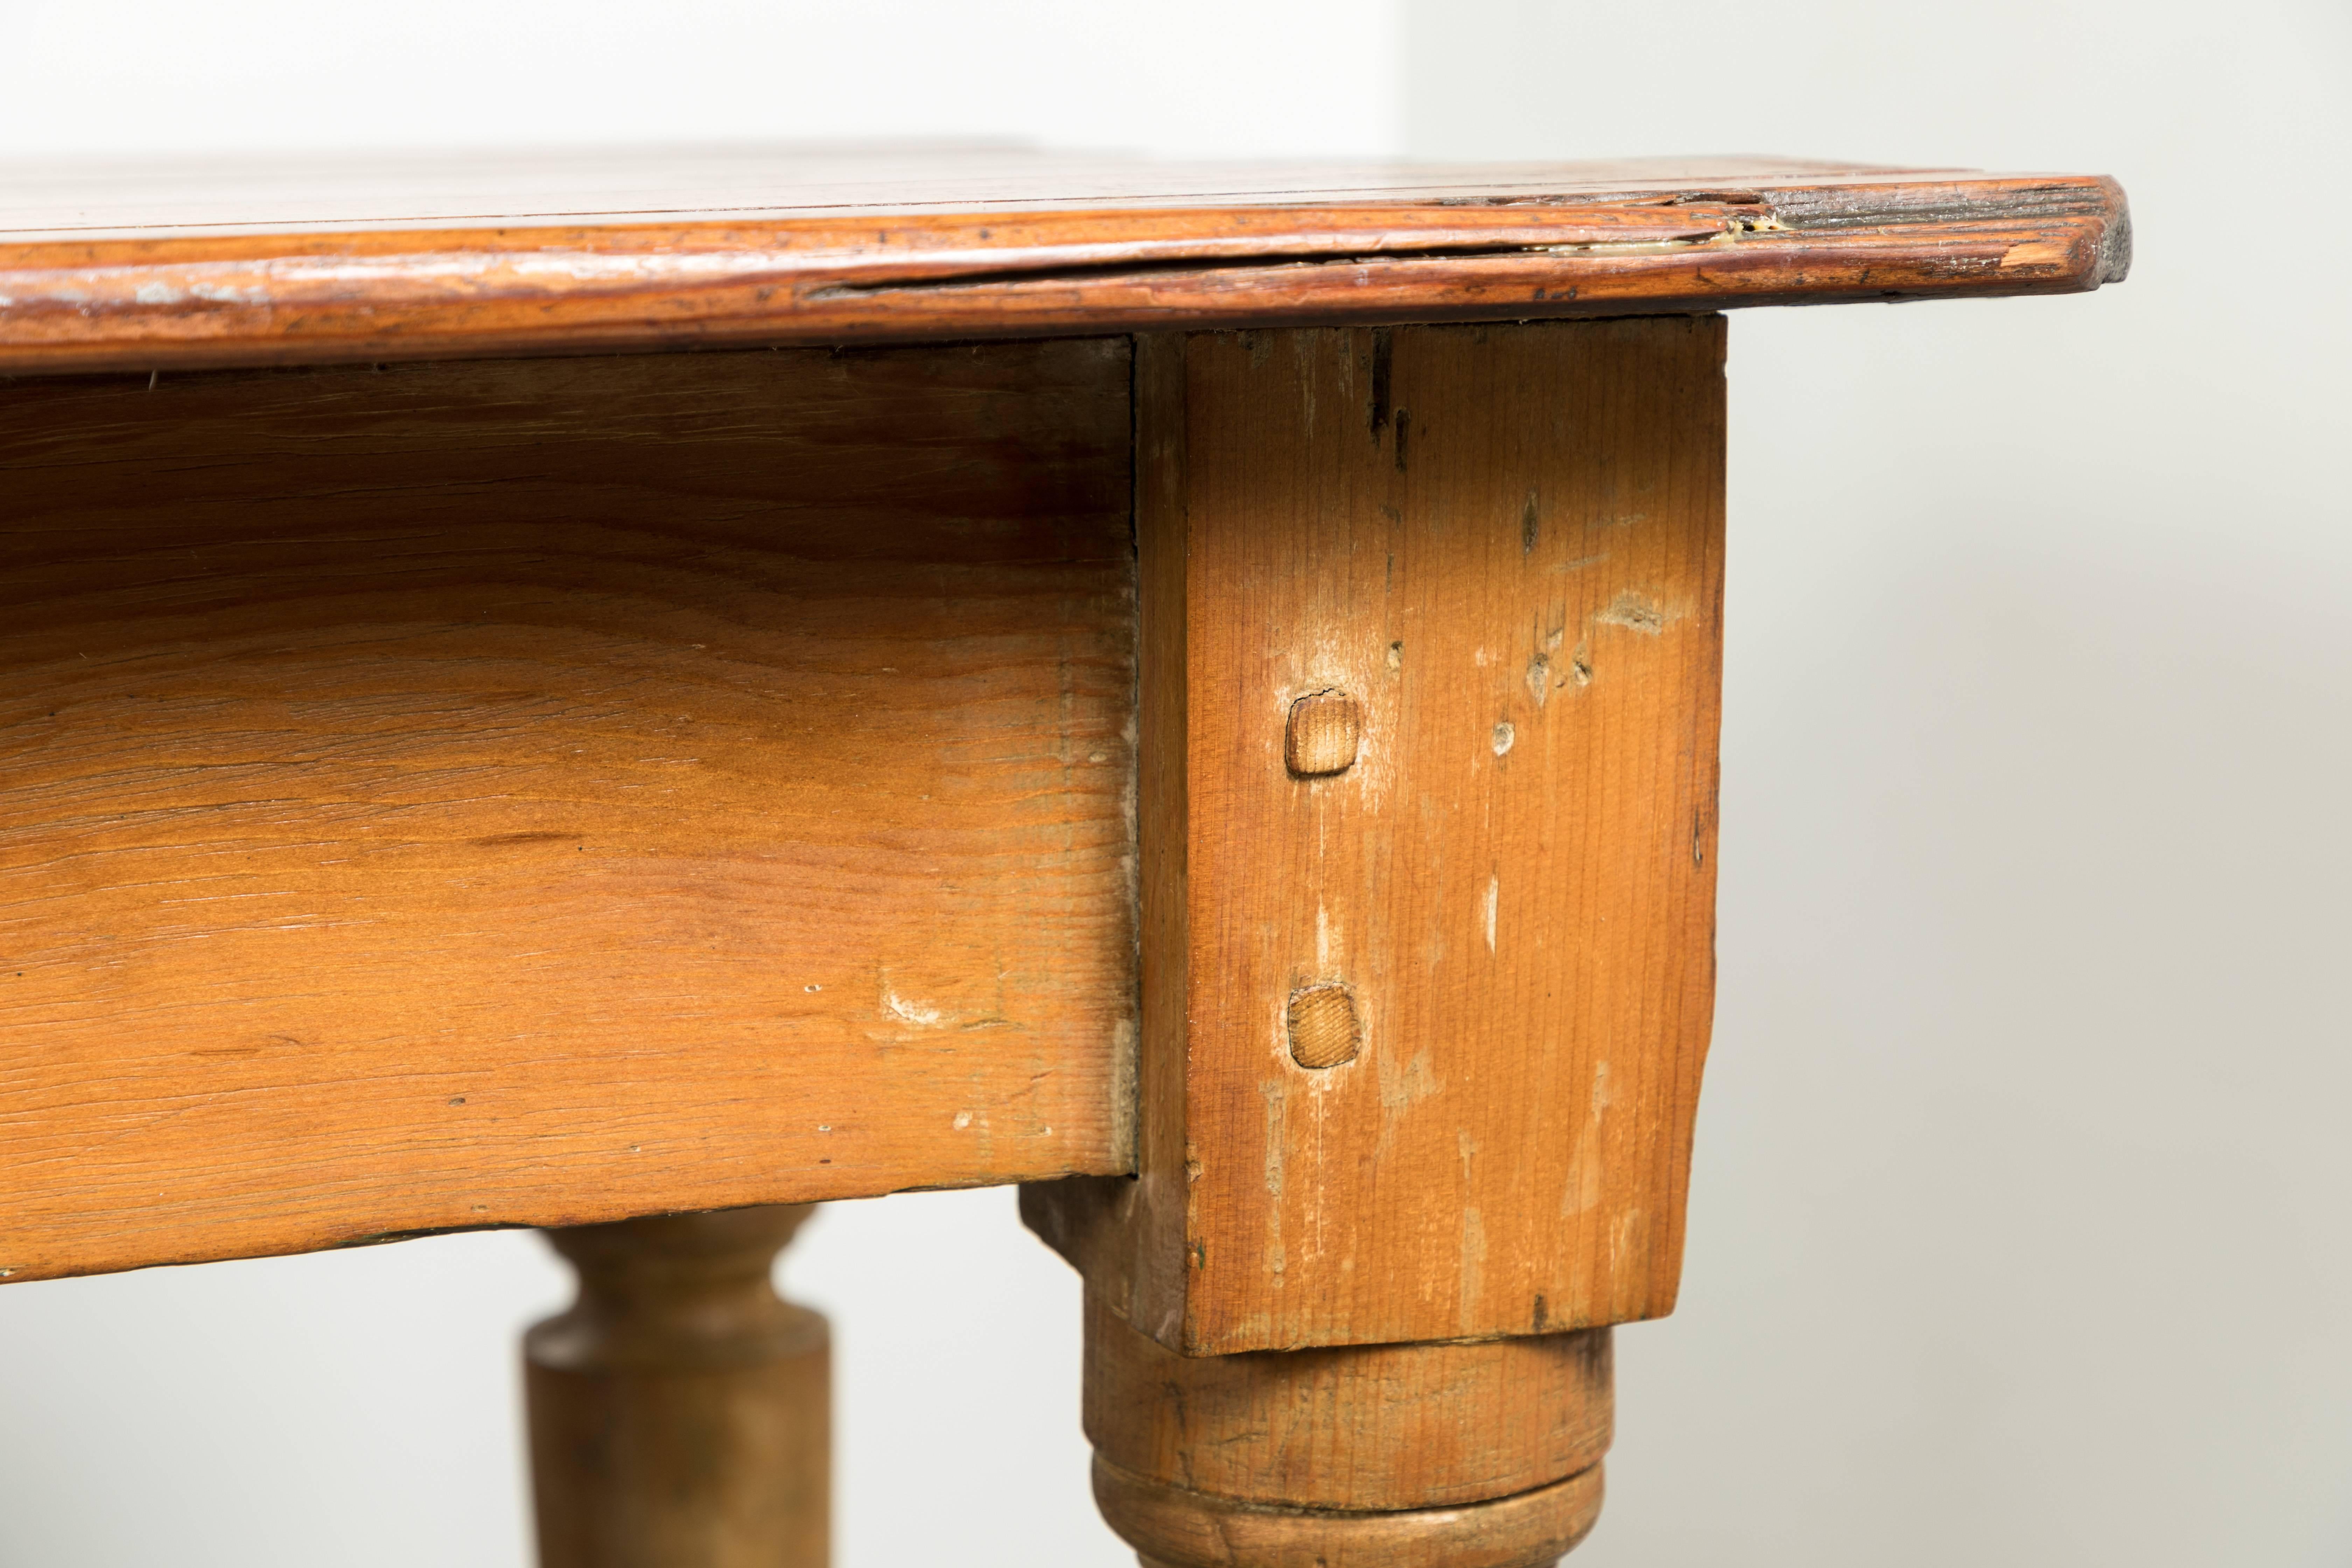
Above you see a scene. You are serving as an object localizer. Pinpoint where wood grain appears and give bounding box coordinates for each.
[1093,1460,1605,1568]
[0,147,2129,373]
[1028,320,1724,1354]
[527,1205,827,1568]
[1083,1292,1609,1511]
[0,341,1136,1282]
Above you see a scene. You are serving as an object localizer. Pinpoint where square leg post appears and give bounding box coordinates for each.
[1028,319,1726,1565]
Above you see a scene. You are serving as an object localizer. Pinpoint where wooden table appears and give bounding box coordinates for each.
[0,147,2128,1567]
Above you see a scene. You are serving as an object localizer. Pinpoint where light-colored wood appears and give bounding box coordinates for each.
[1083,1293,1610,1511]
[0,147,2129,373]
[1283,690,1363,779]
[527,1204,827,1568]
[1284,982,1364,1070]
[0,341,1136,1283]
[1028,319,1725,1355]
[1095,1459,1604,1568]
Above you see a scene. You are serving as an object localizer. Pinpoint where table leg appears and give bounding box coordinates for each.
[525,1205,828,1568]
[1028,318,1725,1563]
[1084,1293,1609,1567]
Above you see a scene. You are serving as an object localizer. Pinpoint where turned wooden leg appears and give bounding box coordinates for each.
[525,1205,828,1568]
[1084,1295,1610,1568]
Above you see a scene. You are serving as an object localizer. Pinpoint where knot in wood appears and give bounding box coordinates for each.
[1283,688,1361,778]
[1286,982,1362,1069]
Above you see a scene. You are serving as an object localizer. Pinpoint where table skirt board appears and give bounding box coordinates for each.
[0,339,1141,1281]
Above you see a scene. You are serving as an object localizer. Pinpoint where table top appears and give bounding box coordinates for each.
[0,145,2129,373]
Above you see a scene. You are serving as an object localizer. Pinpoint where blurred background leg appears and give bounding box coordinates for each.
[526,1206,828,1568]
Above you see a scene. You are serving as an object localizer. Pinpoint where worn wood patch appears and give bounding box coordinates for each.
[1028,320,1723,1353]
[0,341,1136,1282]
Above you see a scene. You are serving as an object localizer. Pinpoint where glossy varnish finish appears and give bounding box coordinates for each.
[1030,320,1725,1355]
[0,341,1136,1282]
[0,147,2129,373]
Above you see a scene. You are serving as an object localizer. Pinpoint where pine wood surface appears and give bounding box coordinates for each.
[0,341,1136,1283]
[0,146,2129,373]
[1029,320,1724,1354]
[527,1205,828,1568]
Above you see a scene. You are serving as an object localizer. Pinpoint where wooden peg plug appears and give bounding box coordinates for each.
[1284,689,1362,777]
[1287,982,1362,1069]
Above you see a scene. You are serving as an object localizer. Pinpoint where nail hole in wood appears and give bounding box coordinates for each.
[1286,982,1362,1069]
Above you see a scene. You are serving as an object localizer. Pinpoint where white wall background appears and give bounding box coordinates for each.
[0,0,1399,159]
[1405,5,2352,1564]
[1,3,2345,1566]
